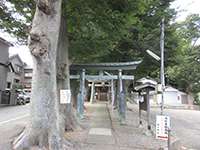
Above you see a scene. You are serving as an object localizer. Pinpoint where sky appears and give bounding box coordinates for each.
[1,0,200,68]
[171,0,200,21]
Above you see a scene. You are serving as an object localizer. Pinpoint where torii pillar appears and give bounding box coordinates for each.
[90,82,95,103]
[118,69,126,125]
[77,69,85,119]
[111,79,115,109]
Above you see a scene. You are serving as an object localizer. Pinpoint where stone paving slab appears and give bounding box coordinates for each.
[89,128,112,136]
[86,135,115,145]
[82,144,119,150]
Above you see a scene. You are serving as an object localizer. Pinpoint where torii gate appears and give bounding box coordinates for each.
[70,61,141,124]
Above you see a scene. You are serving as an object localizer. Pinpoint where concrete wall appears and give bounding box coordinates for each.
[0,66,8,91]
[156,91,182,106]
[0,42,9,102]
[0,42,9,64]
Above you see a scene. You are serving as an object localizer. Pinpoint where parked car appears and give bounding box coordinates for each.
[16,90,30,105]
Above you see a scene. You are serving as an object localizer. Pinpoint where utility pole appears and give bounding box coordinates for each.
[160,18,165,115]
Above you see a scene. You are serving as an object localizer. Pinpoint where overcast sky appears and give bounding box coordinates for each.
[1,0,200,67]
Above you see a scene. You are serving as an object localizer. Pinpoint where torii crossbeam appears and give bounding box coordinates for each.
[70,61,142,124]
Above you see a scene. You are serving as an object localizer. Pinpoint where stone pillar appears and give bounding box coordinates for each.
[77,69,85,119]
[111,79,115,108]
[107,82,111,103]
[146,89,151,130]
[114,81,118,107]
[90,82,95,103]
[139,99,142,127]
[118,69,126,124]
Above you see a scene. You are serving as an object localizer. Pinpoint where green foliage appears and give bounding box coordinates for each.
[166,14,200,97]
[0,0,177,64]
[194,93,200,105]
[0,0,34,43]
[66,0,150,63]
[2,0,200,101]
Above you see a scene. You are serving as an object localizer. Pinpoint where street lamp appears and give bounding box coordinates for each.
[146,49,160,61]
[160,18,165,115]
[145,19,165,115]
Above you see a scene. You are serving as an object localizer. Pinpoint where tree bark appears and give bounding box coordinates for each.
[13,0,65,149]
[57,15,82,132]
[70,80,80,109]
[186,83,195,105]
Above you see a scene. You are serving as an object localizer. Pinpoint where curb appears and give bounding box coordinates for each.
[151,105,200,111]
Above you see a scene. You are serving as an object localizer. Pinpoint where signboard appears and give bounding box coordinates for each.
[139,95,147,111]
[157,84,162,92]
[156,115,170,140]
[60,89,71,104]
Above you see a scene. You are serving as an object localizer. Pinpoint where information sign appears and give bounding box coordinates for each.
[60,89,71,104]
[156,115,170,140]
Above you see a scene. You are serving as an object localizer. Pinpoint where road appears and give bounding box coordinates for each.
[156,108,200,149]
[128,103,200,149]
[0,104,30,149]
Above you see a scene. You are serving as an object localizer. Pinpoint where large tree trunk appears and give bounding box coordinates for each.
[186,83,195,105]
[57,15,82,132]
[13,0,65,149]
[70,80,80,109]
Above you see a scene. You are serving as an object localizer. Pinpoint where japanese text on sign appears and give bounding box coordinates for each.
[156,115,170,140]
[60,89,71,104]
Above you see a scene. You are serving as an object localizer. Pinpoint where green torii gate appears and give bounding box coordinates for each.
[70,61,141,124]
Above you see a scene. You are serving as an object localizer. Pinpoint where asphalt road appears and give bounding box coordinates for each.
[149,107,200,149]
[128,103,200,149]
[0,104,29,123]
[158,108,200,149]
[0,104,30,149]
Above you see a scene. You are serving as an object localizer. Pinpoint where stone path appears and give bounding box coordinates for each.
[67,102,167,150]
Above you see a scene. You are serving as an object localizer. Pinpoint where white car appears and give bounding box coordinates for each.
[17,90,30,105]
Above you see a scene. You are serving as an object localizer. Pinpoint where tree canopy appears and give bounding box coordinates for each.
[1,0,200,102]
[166,14,200,103]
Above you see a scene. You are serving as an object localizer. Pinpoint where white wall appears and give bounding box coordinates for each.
[156,91,182,106]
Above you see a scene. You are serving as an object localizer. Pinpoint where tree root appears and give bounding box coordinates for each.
[65,115,84,132]
[63,139,81,150]
[63,139,73,149]
[12,129,33,150]
[65,123,83,132]
[12,128,77,150]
